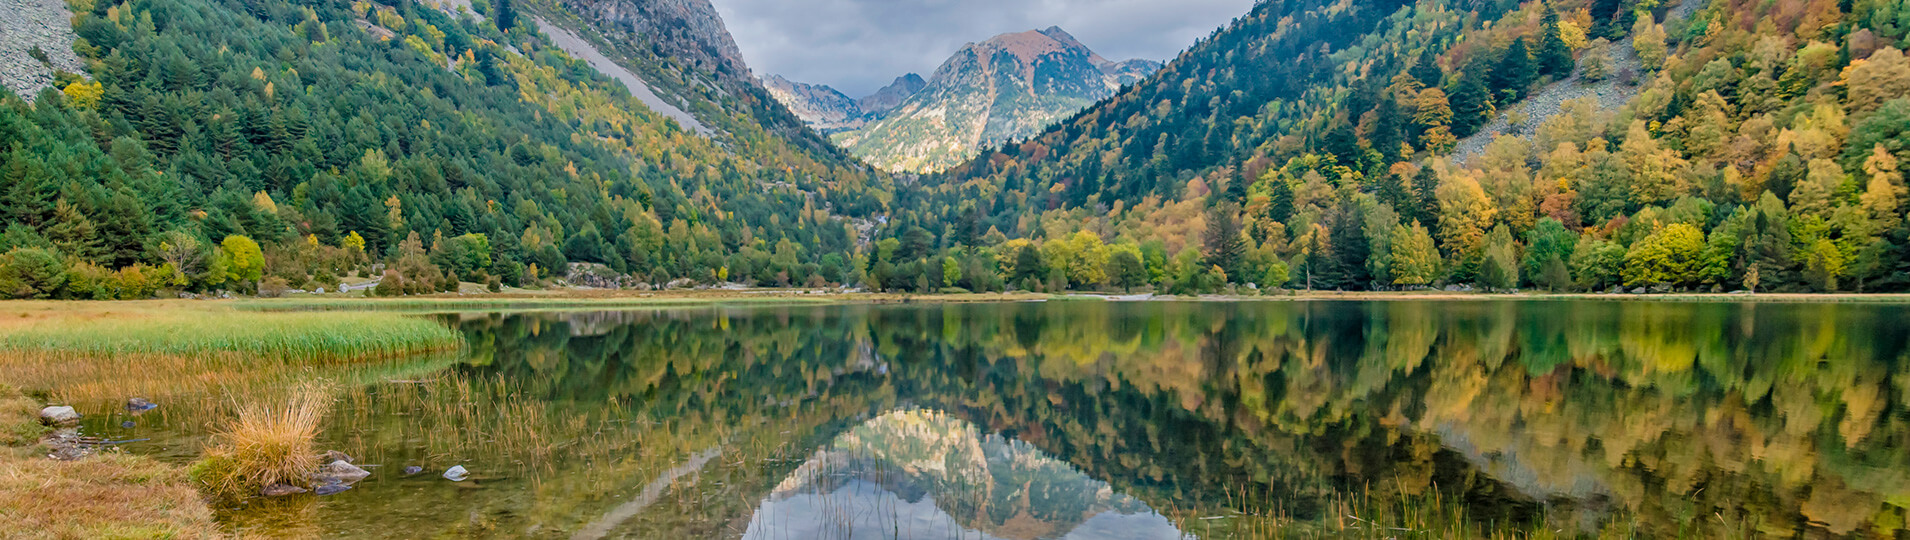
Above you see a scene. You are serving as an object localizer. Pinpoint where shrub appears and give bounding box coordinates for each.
[258,277,291,298]
[374,270,404,297]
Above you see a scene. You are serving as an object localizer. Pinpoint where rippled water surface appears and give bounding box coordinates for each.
[77,300,1910,537]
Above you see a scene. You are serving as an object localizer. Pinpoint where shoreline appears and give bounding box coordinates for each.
[12,289,1910,317]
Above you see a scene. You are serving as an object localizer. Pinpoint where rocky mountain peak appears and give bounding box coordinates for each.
[833,26,1162,173]
[858,74,927,116]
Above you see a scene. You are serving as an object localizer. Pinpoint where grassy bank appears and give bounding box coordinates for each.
[0,302,464,538]
[0,384,219,539]
[0,301,463,405]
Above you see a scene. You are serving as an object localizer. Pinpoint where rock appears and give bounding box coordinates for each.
[120,421,136,429]
[126,397,158,412]
[443,465,469,482]
[320,450,354,464]
[1630,287,1647,294]
[402,466,423,475]
[314,484,352,496]
[262,484,308,497]
[39,406,79,425]
[42,428,93,461]
[311,461,371,485]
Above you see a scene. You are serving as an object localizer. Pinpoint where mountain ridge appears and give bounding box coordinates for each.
[817,26,1160,173]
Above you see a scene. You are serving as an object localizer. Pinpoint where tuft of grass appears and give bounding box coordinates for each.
[193,386,332,500]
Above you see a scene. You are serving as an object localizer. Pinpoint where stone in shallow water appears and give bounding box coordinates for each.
[314,484,352,496]
[126,397,158,412]
[443,465,469,482]
[262,484,308,497]
[312,461,371,485]
[320,450,354,464]
[39,406,79,425]
[403,466,423,475]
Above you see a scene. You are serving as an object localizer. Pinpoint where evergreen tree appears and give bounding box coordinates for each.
[1490,38,1536,103]
[494,0,517,30]
[1448,71,1493,136]
[1202,203,1247,281]
[1411,166,1442,231]
[1537,7,1575,78]
[1410,50,1445,88]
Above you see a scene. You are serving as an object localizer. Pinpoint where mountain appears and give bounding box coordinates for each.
[856,74,927,116]
[760,73,929,135]
[826,27,1161,173]
[760,75,867,132]
[0,0,892,299]
[865,0,1910,297]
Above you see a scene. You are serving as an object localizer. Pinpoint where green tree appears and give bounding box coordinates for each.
[1536,7,1575,77]
[1108,248,1147,292]
[1389,222,1441,287]
[1203,203,1248,281]
[1521,218,1576,285]
[1479,225,1520,290]
[1622,224,1707,288]
[1570,235,1626,291]
[1804,238,1846,291]
[220,235,265,290]
[0,248,68,299]
[941,256,962,290]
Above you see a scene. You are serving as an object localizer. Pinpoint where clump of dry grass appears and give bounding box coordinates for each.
[192,386,333,500]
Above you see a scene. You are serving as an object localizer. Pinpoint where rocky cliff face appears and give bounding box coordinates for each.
[832,27,1161,173]
[551,0,749,81]
[761,73,928,135]
[761,75,866,132]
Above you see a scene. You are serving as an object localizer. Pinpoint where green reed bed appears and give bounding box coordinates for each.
[0,310,461,363]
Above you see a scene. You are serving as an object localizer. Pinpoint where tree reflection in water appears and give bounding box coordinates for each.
[275,301,1910,538]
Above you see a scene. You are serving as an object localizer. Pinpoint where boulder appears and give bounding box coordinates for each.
[262,484,308,497]
[39,406,79,425]
[311,461,371,486]
[443,465,469,482]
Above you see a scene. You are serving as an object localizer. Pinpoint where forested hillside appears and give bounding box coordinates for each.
[0,0,890,298]
[862,0,1910,295]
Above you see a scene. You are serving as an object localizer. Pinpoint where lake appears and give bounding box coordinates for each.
[81,300,1910,538]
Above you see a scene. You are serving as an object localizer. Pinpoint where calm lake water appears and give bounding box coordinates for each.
[84,300,1910,538]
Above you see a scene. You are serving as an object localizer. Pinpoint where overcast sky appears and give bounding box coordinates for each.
[709,0,1259,98]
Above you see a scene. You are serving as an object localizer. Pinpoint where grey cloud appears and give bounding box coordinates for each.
[710,0,1256,97]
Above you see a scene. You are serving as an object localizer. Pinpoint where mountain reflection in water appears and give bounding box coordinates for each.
[743,410,1190,540]
[105,300,1910,538]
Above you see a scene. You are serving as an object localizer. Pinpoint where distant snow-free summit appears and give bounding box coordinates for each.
[765,27,1160,173]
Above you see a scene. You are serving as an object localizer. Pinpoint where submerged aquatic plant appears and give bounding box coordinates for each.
[192,386,333,499]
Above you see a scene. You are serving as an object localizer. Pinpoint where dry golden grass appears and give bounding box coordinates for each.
[192,386,333,500]
[0,452,222,540]
[0,384,219,539]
